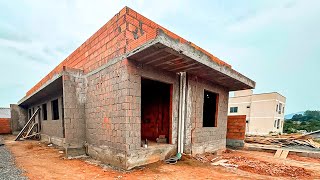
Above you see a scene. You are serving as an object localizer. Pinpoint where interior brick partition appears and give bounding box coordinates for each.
[226,115,246,148]
[0,118,11,134]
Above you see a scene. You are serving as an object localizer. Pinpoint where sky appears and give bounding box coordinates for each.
[0,0,319,114]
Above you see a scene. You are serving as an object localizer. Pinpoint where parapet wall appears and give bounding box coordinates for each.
[25,6,231,97]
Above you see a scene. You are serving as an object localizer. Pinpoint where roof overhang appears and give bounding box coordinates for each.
[127,31,255,91]
[18,75,63,107]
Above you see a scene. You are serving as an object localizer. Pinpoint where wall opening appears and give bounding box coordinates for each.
[277,119,280,129]
[141,78,171,144]
[37,105,41,132]
[203,90,218,127]
[42,103,47,120]
[51,99,59,120]
[28,109,32,119]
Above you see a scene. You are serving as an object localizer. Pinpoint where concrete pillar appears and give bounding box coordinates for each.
[62,70,86,156]
[178,72,187,153]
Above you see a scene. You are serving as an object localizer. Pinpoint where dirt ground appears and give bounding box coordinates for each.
[3,135,320,180]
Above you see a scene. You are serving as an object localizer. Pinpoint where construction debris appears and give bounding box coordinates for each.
[225,156,311,177]
[280,150,289,159]
[193,150,313,178]
[274,149,289,159]
[306,139,320,148]
[245,134,320,149]
[211,160,238,168]
[194,153,217,163]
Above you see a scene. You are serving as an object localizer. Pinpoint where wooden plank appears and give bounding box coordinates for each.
[307,139,320,148]
[22,133,40,139]
[274,149,282,158]
[15,108,40,141]
[280,150,289,159]
[25,123,38,137]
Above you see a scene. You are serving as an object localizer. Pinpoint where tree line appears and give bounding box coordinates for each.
[284,110,320,133]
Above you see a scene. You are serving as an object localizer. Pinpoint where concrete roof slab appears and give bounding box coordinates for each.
[127,32,255,91]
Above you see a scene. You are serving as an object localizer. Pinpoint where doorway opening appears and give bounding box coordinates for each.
[203,90,218,127]
[141,78,171,144]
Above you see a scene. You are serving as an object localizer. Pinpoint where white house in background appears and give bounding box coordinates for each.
[228,90,286,135]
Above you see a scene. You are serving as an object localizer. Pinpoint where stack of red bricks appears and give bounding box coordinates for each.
[226,115,246,140]
[0,118,11,134]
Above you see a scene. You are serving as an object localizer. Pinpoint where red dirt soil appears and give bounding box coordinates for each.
[288,154,320,163]
[3,135,320,180]
[224,155,311,177]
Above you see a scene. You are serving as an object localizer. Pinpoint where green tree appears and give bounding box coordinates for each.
[284,110,320,133]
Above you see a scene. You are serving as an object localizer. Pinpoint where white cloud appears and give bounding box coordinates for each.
[227,0,320,33]
[0,0,187,106]
[0,0,187,67]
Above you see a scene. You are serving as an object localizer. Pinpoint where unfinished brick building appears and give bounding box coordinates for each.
[11,7,255,169]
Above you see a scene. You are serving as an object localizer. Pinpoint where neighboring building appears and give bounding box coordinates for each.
[11,7,255,169]
[0,108,11,134]
[228,90,286,135]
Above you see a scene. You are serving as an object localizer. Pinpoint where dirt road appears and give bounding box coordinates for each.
[3,135,320,180]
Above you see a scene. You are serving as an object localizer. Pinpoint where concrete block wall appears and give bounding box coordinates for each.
[11,100,64,139]
[186,75,229,155]
[83,58,180,169]
[10,104,27,133]
[85,59,131,168]
[62,69,86,149]
[30,96,64,138]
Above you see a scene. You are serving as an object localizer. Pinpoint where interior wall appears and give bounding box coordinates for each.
[141,78,171,142]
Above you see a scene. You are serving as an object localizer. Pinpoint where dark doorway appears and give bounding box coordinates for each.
[141,78,171,143]
[203,90,218,127]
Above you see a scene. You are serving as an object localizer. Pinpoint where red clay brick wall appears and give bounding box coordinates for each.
[0,118,11,134]
[227,115,246,140]
[26,7,231,96]
[26,8,127,96]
